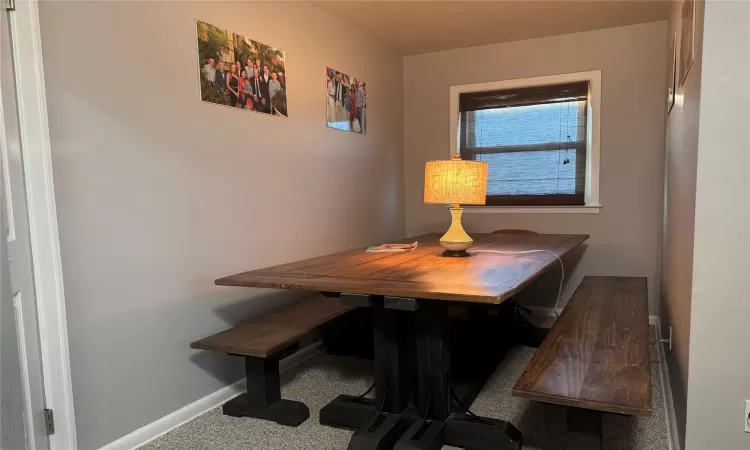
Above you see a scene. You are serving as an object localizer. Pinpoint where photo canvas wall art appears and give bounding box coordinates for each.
[668,32,676,115]
[326,67,366,134]
[197,20,287,117]
[679,0,695,86]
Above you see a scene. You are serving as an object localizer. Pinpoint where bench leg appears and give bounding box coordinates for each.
[566,407,602,450]
[223,356,309,427]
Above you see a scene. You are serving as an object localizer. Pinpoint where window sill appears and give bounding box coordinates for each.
[459,205,602,214]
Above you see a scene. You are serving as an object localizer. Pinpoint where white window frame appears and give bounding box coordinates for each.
[449,70,602,214]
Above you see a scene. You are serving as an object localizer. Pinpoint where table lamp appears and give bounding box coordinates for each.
[424,154,488,257]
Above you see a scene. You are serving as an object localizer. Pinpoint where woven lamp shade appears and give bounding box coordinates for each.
[424,156,488,205]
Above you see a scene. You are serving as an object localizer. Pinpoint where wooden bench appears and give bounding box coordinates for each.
[191,294,353,426]
[512,276,651,449]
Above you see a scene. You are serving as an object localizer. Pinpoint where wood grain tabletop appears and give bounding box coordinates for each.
[215,233,588,304]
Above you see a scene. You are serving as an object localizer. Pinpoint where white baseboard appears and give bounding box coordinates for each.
[99,341,324,450]
[653,319,680,450]
[526,306,660,326]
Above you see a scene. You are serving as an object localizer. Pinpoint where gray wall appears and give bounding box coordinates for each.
[38,2,404,449]
[660,1,705,448]
[403,22,668,313]
[684,2,750,449]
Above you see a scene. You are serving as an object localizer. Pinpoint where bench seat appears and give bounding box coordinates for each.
[512,276,651,449]
[191,294,353,426]
[191,295,353,357]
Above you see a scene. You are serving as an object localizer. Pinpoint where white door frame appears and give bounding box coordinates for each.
[8,1,77,449]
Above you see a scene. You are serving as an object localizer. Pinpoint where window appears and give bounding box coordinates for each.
[450,71,601,210]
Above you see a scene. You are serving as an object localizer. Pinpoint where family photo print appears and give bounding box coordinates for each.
[197,20,288,117]
[326,67,366,134]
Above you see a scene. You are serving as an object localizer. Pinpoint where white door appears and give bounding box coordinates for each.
[0,6,51,450]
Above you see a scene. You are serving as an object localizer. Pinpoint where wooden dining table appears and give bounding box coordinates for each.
[216,232,588,450]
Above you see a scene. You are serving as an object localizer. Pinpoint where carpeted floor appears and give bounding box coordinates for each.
[142,327,669,450]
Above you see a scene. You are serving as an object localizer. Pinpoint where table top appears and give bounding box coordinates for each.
[216,233,588,304]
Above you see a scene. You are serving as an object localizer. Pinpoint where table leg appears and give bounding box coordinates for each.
[373,303,417,413]
[415,304,451,420]
[320,298,416,434]
[322,297,523,450]
[451,303,516,407]
[342,300,420,450]
[414,303,523,450]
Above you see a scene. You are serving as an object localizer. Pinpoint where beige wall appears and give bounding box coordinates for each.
[660,0,705,447]
[684,2,750,449]
[38,2,404,449]
[403,22,668,313]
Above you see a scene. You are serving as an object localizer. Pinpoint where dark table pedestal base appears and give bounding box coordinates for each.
[320,398,522,450]
[347,413,412,450]
[394,418,444,450]
[321,295,530,450]
[445,413,523,450]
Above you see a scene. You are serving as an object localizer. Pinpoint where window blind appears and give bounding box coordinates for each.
[459,81,589,206]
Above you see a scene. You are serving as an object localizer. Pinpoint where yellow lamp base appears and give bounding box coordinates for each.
[439,206,472,257]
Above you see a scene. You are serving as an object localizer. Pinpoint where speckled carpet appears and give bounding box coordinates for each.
[142,328,669,450]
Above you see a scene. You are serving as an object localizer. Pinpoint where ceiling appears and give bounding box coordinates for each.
[309,1,672,55]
